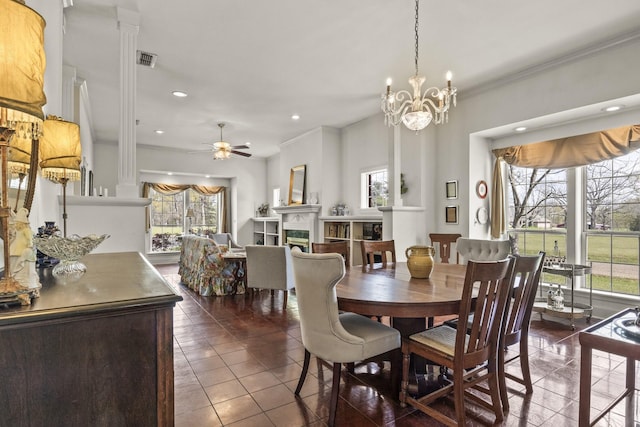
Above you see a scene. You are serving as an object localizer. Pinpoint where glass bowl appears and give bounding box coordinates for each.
[34,234,109,276]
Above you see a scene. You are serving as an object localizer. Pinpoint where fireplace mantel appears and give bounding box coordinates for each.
[273,205,321,249]
[272,204,322,215]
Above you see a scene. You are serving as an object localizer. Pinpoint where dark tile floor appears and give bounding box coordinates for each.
[157,264,639,426]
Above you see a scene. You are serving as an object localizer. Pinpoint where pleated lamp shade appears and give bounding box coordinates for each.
[8,132,33,175]
[0,0,47,132]
[39,116,82,182]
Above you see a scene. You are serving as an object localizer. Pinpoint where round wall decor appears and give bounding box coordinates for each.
[476,207,489,225]
[476,180,488,199]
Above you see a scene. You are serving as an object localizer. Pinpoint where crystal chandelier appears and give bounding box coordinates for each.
[381,0,457,131]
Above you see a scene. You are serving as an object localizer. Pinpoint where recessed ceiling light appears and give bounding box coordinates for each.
[514,126,527,132]
[172,91,188,97]
[154,129,164,134]
[291,114,300,120]
[602,105,623,112]
[205,175,210,178]
[167,172,173,176]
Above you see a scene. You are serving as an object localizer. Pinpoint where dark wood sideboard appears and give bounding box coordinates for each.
[0,252,183,427]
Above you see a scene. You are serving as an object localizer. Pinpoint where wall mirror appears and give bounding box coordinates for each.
[288,164,306,205]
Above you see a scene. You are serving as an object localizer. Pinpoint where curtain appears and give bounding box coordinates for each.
[490,158,506,239]
[492,124,640,169]
[490,124,640,239]
[142,182,227,232]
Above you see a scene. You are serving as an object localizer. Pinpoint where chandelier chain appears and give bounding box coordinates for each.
[414,0,419,76]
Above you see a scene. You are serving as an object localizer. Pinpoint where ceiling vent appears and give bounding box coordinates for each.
[136,50,157,68]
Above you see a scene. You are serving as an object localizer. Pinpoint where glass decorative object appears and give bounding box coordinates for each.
[34,234,109,276]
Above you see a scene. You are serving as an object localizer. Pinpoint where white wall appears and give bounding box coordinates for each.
[93,142,268,248]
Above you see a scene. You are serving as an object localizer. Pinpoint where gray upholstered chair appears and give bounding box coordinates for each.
[291,250,401,427]
[211,232,243,249]
[245,245,295,308]
[456,237,511,263]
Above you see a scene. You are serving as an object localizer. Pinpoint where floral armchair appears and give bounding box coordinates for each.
[178,235,245,296]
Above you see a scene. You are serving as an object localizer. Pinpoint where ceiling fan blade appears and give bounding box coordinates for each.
[230,144,250,150]
[188,149,214,154]
[231,150,252,157]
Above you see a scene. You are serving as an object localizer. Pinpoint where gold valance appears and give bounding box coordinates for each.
[493,124,640,169]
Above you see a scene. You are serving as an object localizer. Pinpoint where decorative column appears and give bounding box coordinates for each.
[61,65,77,122]
[116,7,140,198]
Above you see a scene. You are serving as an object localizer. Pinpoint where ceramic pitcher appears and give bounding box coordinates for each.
[405,245,435,279]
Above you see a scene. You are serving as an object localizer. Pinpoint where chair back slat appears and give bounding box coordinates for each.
[503,252,545,346]
[429,233,462,263]
[360,240,396,272]
[456,258,515,367]
[312,241,350,268]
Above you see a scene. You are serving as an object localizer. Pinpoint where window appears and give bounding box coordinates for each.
[507,149,640,297]
[507,165,568,257]
[149,188,221,252]
[361,168,388,209]
[585,150,640,295]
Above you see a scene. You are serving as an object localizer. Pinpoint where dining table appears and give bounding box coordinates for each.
[336,262,469,397]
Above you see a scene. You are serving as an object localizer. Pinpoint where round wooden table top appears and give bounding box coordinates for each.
[336,262,468,319]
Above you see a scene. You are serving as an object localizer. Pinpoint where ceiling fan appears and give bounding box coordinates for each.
[191,123,252,160]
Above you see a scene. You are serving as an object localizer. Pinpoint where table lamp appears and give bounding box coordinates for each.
[39,116,82,238]
[0,0,46,301]
[8,131,38,212]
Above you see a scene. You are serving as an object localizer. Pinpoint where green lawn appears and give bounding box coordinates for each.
[513,230,639,295]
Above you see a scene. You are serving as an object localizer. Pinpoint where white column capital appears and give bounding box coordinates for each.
[116,7,140,29]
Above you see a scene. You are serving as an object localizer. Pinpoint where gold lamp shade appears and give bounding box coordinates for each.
[8,132,33,175]
[0,0,47,126]
[0,0,47,303]
[39,116,82,182]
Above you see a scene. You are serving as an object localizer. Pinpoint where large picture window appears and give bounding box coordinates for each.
[146,184,224,253]
[506,146,640,297]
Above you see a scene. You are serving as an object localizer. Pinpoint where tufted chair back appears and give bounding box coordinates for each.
[456,237,511,263]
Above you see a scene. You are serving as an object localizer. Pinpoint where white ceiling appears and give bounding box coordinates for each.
[62,0,640,158]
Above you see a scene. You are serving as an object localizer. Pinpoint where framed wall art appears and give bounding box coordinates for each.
[445,205,458,224]
[445,180,458,199]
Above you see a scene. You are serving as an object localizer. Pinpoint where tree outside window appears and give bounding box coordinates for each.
[150,188,221,252]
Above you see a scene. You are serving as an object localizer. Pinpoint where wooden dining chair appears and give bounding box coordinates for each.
[429,233,461,264]
[400,257,516,426]
[360,239,396,272]
[498,251,545,411]
[312,241,350,268]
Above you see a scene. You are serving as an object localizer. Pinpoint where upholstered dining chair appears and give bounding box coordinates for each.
[456,237,511,263]
[312,241,350,268]
[211,232,243,249]
[245,245,295,309]
[429,233,462,264]
[400,257,516,426]
[291,250,401,427]
[498,251,545,411]
[360,239,396,271]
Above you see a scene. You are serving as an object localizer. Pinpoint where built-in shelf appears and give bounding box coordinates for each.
[319,216,383,266]
[252,217,279,246]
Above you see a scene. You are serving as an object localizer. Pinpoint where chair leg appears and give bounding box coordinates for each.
[295,349,311,395]
[520,337,533,394]
[498,346,509,412]
[453,366,466,426]
[329,362,342,427]
[283,290,288,309]
[399,345,410,406]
